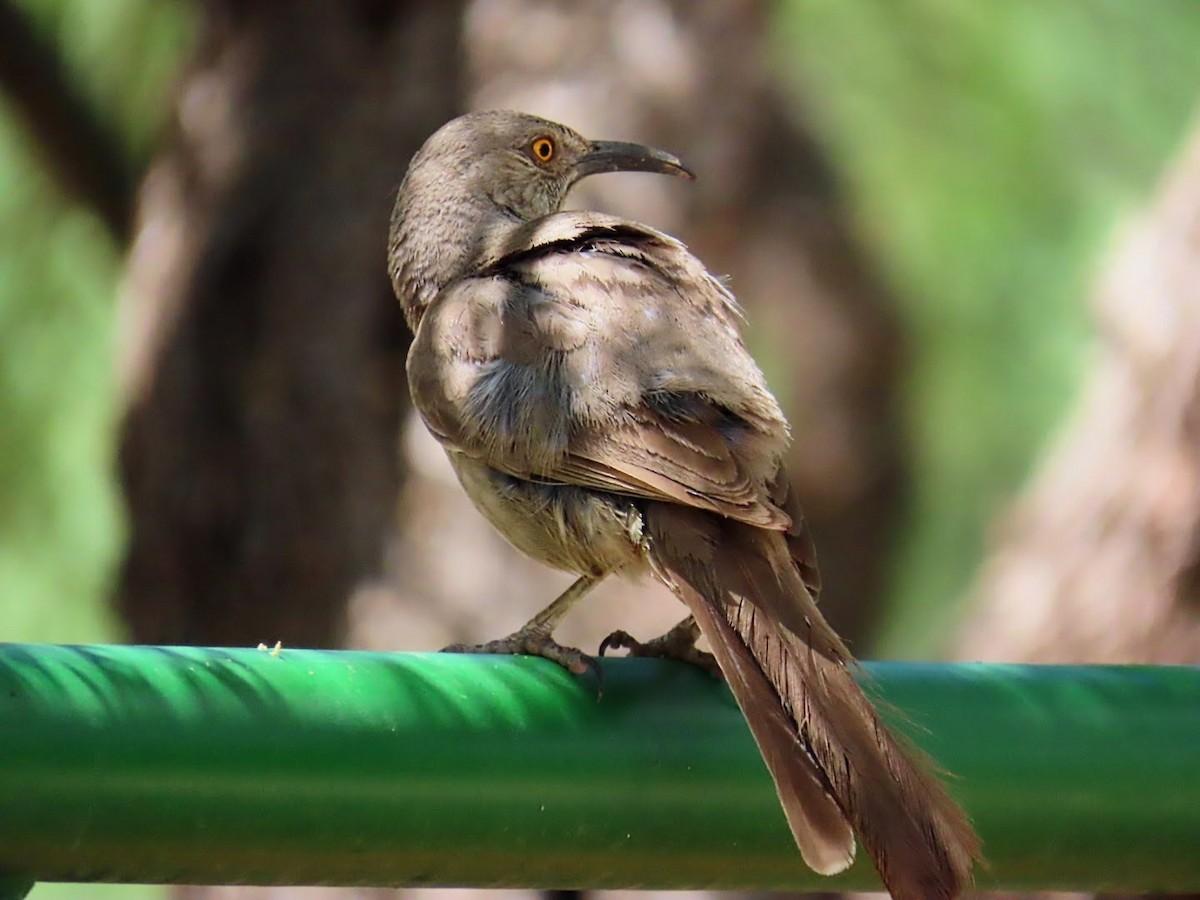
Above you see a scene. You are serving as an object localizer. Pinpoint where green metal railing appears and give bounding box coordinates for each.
[0,644,1197,897]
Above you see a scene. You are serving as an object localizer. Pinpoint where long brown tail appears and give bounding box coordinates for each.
[646,503,981,900]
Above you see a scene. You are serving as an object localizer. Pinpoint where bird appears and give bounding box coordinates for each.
[388,110,981,899]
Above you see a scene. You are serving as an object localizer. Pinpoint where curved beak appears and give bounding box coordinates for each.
[575,140,695,183]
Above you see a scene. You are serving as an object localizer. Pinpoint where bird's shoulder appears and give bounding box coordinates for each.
[486,210,744,322]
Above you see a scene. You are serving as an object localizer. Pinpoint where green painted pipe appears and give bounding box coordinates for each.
[0,644,1197,893]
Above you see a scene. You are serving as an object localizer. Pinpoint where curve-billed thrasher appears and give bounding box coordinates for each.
[389,111,980,899]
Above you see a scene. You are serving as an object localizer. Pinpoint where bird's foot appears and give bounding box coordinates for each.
[599,619,721,677]
[443,627,599,678]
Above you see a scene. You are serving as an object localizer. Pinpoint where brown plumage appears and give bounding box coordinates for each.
[389,110,982,899]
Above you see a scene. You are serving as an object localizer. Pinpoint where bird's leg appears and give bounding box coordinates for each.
[443,575,601,676]
[599,615,721,677]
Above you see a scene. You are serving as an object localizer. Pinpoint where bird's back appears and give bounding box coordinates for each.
[408,210,791,523]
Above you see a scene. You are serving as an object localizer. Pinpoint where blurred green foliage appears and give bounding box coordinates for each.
[2,1,1200,667]
[777,0,1200,655]
[0,0,193,644]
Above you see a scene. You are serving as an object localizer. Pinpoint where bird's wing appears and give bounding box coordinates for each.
[561,403,787,528]
[408,214,792,530]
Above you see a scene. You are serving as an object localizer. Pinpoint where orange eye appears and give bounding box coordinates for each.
[531,136,555,162]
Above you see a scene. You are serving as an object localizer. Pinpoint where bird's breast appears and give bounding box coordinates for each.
[447,453,646,578]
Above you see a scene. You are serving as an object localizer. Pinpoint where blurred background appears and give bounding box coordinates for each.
[3,1,1200,899]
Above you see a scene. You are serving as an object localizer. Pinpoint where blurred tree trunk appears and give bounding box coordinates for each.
[957,123,1200,900]
[958,121,1200,667]
[115,1,462,655]
[387,0,908,657]
[117,3,463,899]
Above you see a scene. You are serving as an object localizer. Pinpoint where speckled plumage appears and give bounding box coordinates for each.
[389,111,981,899]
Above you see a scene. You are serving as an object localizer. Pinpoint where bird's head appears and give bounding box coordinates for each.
[389,110,693,328]
[405,110,694,222]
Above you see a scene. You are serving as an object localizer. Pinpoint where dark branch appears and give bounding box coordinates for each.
[0,0,135,242]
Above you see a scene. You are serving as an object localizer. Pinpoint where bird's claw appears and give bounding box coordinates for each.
[443,629,602,683]
[599,625,722,678]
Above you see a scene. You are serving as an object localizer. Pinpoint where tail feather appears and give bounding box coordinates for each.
[686,589,856,875]
[647,503,981,900]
